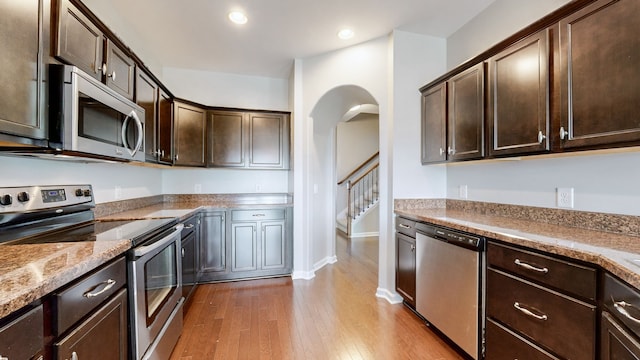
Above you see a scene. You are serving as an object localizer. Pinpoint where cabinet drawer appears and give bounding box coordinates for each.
[0,304,44,360]
[601,311,640,359]
[54,257,126,335]
[232,209,285,221]
[55,288,128,360]
[487,268,596,360]
[488,241,597,300]
[603,272,640,337]
[182,214,199,237]
[486,318,559,360]
[395,217,416,238]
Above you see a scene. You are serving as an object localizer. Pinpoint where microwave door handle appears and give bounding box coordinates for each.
[121,111,144,157]
[133,224,184,258]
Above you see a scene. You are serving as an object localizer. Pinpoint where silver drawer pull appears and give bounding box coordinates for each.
[184,224,195,229]
[514,259,548,273]
[398,224,411,229]
[252,214,266,217]
[514,302,548,321]
[72,351,79,360]
[614,300,640,324]
[83,279,116,298]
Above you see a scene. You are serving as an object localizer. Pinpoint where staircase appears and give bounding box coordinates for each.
[336,153,379,237]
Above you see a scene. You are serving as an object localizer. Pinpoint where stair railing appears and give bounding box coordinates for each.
[338,153,379,237]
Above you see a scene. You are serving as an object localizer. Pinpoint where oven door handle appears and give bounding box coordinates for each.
[134,224,184,258]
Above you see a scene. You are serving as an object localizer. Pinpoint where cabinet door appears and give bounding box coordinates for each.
[182,230,197,300]
[0,0,48,143]
[158,89,173,164]
[447,63,485,161]
[261,220,286,270]
[174,101,206,166]
[56,0,104,80]
[231,223,257,272]
[200,211,225,273]
[136,69,159,162]
[208,111,245,167]
[248,113,290,169]
[395,233,416,306]
[601,312,640,360]
[55,288,128,360]
[105,40,135,100]
[488,29,549,157]
[421,83,447,164]
[559,0,640,149]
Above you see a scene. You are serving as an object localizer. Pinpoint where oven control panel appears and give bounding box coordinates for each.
[0,185,94,213]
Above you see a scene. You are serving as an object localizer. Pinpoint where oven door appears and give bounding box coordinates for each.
[130,224,184,359]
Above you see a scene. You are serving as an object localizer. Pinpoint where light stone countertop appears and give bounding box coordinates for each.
[395,207,640,290]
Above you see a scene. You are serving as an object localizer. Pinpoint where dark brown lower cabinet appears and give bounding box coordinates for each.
[54,288,128,360]
[486,318,558,360]
[601,311,640,360]
[395,232,416,307]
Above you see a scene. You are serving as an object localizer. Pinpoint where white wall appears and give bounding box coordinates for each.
[391,31,447,200]
[447,0,571,69]
[444,0,640,216]
[0,155,162,203]
[336,116,379,179]
[162,67,290,111]
[162,168,290,194]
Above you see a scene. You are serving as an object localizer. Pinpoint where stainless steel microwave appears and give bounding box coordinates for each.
[48,64,145,162]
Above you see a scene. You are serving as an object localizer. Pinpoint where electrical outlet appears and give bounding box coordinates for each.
[114,186,122,200]
[557,187,574,208]
[459,185,468,199]
[194,184,202,193]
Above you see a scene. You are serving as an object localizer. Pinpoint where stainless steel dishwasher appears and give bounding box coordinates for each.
[415,222,485,360]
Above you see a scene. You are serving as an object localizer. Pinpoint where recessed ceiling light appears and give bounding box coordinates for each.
[228,11,248,25]
[338,28,354,40]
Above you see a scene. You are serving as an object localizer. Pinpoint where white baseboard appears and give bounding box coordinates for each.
[349,231,379,238]
[375,287,404,304]
[314,255,338,271]
[291,270,315,280]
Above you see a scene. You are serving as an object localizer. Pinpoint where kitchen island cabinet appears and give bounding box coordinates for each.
[0,0,49,146]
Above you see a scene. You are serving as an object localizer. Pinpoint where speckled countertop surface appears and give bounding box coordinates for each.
[0,240,130,318]
[395,207,640,290]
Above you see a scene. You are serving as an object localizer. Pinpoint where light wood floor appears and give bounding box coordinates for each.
[170,234,462,359]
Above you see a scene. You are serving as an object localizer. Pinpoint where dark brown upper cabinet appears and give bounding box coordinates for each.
[247,113,290,169]
[55,0,135,100]
[135,69,159,162]
[158,88,174,164]
[208,111,246,168]
[447,63,485,161]
[0,0,50,145]
[207,110,290,169]
[174,101,206,167]
[558,0,640,150]
[421,83,447,164]
[488,28,550,157]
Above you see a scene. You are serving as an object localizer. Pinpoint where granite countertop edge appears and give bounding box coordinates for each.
[395,208,640,290]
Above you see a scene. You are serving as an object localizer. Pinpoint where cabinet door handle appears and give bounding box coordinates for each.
[398,224,411,229]
[72,352,79,360]
[439,148,444,156]
[185,224,195,229]
[514,302,548,321]
[410,244,415,252]
[83,279,116,298]
[559,126,568,140]
[101,63,107,74]
[108,71,116,81]
[537,131,546,144]
[614,300,640,324]
[447,146,455,155]
[514,259,548,274]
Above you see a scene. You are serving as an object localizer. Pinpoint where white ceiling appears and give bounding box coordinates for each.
[106,0,496,79]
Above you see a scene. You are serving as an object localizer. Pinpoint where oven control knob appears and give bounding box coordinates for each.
[17,192,29,202]
[83,189,92,197]
[0,194,12,206]
[75,189,83,197]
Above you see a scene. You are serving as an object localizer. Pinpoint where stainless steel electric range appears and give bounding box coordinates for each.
[0,184,184,360]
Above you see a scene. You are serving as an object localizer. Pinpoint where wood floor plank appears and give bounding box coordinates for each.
[171,233,464,360]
